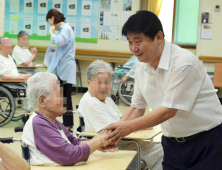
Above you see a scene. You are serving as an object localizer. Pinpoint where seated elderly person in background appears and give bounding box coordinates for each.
[0,37,31,80]
[118,55,139,84]
[12,30,37,66]
[22,72,117,166]
[0,142,30,170]
[78,60,163,170]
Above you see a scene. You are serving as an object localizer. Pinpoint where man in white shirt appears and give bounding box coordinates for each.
[12,30,37,66]
[105,11,222,169]
[0,37,31,80]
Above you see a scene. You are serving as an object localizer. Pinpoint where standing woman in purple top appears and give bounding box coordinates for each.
[46,9,75,132]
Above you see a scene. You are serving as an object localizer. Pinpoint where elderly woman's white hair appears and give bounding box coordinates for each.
[87,60,112,80]
[26,72,58,108]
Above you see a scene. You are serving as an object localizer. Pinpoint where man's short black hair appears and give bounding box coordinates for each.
[122,11,165,40]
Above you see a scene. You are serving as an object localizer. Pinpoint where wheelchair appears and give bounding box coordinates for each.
[0,82,31,127]
[111,66,134,106]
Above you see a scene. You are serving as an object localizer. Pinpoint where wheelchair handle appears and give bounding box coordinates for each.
[0,137,14,144]
[14,127,24,133]
[65,110,83,117]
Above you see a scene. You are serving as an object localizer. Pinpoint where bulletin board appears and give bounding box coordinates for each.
[4,0,99,43]
[99,0,132,41]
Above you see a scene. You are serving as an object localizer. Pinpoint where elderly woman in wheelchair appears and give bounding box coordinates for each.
[78,60,164,170]
[0,37,32,127]
[21,72,117,166]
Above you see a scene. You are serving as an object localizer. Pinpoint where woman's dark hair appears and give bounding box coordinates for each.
[122,11,165,40]
[46,9,66,24]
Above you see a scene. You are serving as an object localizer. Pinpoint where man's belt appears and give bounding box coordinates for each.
[173,131,207,143]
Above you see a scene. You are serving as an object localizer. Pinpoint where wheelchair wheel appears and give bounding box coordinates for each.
[118,80,134,106]
[0,86,15,127]
[12,114,24,121]
[111,94,118,103]
[12,99,25,121]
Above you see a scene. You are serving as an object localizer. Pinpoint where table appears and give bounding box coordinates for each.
[31,150,137,170]
[17,65,47,68]
[80,128,161,170]
[17,65,47,74]
[80,128,161,141]
[0,80,27,83]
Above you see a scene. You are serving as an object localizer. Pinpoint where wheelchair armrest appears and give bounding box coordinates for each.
[117,66,131,70]
[0,137,14,144]
[14,127,24,133]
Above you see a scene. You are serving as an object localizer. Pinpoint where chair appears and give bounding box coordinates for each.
[73,59,82,95]
[213,63,222,97]
[214,63,222,88]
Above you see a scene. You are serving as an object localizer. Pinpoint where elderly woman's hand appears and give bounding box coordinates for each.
[94,130,112,147]
[98,145,118,152]
[87,130,118,154]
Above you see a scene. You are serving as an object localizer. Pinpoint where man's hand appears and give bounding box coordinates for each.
[49,26,55,35]
[121,75,128,84]
[30,47,37,54]
[104,121,133,145]
[30,48,37,61]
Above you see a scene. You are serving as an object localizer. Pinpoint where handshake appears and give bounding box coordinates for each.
[85,121,134,153]
[88,130,119,153]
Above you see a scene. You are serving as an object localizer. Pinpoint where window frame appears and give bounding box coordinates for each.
[171,0,197,49]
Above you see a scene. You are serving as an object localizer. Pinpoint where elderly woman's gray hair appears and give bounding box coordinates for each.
[18,30,28,38]
[26,72,58,108]
[87,60,113,80]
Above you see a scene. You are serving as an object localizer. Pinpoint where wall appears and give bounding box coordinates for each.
[0,1,5,36]
[1,0,140,52]
[196,0,222,97]
[1,0,214,90]
[0,0,140,87]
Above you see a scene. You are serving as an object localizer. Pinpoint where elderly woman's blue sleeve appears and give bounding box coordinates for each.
[50,29,69,46]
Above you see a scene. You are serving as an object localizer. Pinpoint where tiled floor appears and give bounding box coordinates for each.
[0,93,162,157]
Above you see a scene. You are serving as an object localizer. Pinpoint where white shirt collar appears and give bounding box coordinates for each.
[145,40,171,73]
[157,40,171,71]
